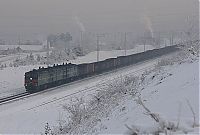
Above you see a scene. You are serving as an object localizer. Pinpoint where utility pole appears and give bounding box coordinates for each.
[97,35,99,62]
[80,31,83,47]
[47,41,50,65]
[124,32,127,56]
[96,34,105,62]
[158,32,161,48]
[172,32,174,46]
[18,35,21,46]
[114,33,117,46]
[170,32,174,46]
[18,35,21,59]
[120,32,123,49]
[143,33,146,52]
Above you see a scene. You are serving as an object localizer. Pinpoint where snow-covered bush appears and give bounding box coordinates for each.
[133,97,180,134]
[0,47,23,55]
[44,49,77,65]
[157,40,199,68]
[60,98,88,133]
[50,75,141,134]
[72,46,85,56]
[12,53,38,66]
[44,123,52,135]
[49,40,199,134]
[50,65,174,134]
[0,63,7,70]
[182,40,199,57]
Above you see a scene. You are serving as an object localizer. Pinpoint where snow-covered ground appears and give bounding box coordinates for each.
[0,50,198,134]
[0,45,154,98]
[0,65,43,98]
[0,53,26,63]
[71,45,154,64]
[70,41,198,135]
[0,45,44,51]
[0,42,198,134]
[0,56,159,134]
[93,60,199,134]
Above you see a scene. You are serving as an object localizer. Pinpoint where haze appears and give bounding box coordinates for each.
[0,0,198,40]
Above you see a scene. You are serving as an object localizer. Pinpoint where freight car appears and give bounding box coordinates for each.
[25,45,179,93]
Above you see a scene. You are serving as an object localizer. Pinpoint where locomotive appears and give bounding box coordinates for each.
[25,45,179,93]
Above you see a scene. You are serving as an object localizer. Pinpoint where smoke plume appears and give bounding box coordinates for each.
[142,15,154,38]
[74,16,86,32]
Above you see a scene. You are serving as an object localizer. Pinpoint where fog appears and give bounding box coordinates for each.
[0,0,198,40]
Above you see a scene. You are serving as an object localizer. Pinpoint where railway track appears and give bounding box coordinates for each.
[28,64,156,110]
[0,92,29,104]
[0,58,155,106]
[0,50,179,106]
[27,51,180,110]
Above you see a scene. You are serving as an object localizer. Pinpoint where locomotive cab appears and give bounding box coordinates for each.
[25,70,38,93]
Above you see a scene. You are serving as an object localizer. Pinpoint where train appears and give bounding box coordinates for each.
[25,45,179,93]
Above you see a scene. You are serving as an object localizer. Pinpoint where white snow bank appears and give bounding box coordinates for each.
[94,60,199,134]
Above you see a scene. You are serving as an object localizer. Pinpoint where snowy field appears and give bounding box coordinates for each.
[0,42,198,134]
[0,56,159,133]
[0,45,44,51]
[94,60,199,134]
[0,45,154,98]
[0,51,198,134]
[0,44,46,66]
[0,65,43,98]
[71,44,154,64]
[0,53,26,63]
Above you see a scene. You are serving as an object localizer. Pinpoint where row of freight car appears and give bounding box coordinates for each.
[25,45,179,93]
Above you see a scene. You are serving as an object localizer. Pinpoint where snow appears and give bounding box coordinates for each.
[0,65,41,98]
[0,53,26,63]
[0,45,44,51]
[93,60,199,134]
[0,45,155,98]
[0,52,47,65]
[0,43,198,134]
[0,57,159,134]
[0,53,198,134]
[71,45,154,64]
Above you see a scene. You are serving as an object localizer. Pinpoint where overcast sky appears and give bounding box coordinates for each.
[0,0,198,40]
